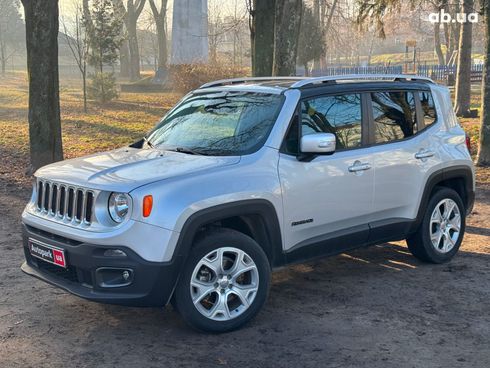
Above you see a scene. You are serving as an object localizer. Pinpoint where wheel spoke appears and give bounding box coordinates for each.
[201,248,224,275]
[210,292,231,320]
[431,229,443,249]
[443,200,456,219]
[229,251,257,281]
[445,232,456,250]
[232,283,258,308]
[191,279,215,305]
[431,207,443,226]
[448,214,461,232]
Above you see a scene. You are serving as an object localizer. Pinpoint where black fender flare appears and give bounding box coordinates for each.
[171,199,284,268]
[412,165,474,232]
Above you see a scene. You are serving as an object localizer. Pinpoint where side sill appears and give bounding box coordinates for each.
[282,219,415,267]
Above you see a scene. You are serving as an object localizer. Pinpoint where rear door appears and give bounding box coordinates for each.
[367,89,443,238]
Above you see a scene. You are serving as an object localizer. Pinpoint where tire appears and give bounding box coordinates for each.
[173,228,271,333]
[407,187,466,264]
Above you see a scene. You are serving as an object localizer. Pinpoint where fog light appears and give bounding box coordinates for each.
[103,249,127,257]
[95,267,133,288]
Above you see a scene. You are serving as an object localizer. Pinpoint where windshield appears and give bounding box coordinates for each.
[146,91,284,156]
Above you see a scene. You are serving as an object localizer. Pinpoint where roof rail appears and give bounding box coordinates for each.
[290,74,434,88]
[200,77,306,89]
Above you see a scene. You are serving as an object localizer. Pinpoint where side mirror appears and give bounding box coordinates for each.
[300,133,336,155]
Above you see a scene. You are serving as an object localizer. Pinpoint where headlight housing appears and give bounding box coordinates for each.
[108,192,130,223]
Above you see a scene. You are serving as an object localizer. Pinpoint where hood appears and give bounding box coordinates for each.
[35,147,241,192]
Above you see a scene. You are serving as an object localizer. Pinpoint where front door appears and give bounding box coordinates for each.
[278,93,375,258]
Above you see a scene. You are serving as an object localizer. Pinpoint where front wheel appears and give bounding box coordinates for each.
[407,187,466,263]
[173,228,271,333]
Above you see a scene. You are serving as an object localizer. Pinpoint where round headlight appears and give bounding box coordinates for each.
[108,192,130,223]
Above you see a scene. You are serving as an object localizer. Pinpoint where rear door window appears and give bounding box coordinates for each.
[371,91,417,144]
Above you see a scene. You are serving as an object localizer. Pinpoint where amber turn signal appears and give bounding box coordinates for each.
[143,195,153,217]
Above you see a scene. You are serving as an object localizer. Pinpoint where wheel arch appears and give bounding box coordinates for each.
[172,199,285,269]
[413,165,474,231]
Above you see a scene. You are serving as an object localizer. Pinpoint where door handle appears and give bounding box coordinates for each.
[415,150,435,160]
[348,161,372,173]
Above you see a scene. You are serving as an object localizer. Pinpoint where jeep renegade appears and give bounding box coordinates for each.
[21,75,475,332]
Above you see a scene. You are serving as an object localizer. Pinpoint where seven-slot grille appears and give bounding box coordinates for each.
[36,179,95,225]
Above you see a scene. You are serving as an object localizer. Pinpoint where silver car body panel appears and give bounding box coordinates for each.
[23,78,475,263]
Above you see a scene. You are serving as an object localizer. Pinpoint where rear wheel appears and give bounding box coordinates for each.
[407,187,466,263]
[173,228,271,333]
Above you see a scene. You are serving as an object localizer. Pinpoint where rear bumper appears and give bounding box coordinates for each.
[21,223,183,307]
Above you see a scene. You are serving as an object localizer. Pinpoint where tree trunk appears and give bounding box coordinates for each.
[312,0,320,70]
[119,39,130,78]
[434,22,445,65]
[155,19,167,71]
[148,0,168,73]
[454,0,474,117]
[111,0,130,78]
[273,0,302,76]
[477,11,490,166]
[126,16,140,81]
[21,0,63,173]
[82,66,87,113]
[0,40,5,76]
[252,0,275,76]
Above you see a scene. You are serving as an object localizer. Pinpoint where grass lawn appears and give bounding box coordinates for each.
[0,72,488,187]
[0,73,182,187]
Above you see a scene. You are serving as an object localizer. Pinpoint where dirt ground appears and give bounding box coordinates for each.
[0,174,488,368]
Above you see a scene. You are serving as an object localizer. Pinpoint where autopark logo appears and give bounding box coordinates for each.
[428,9,479,23]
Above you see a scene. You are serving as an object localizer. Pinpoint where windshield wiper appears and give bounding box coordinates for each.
[168,147,211,156]
[143,136,155,149]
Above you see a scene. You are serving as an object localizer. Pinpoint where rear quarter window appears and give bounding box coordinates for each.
[419,91,437,128]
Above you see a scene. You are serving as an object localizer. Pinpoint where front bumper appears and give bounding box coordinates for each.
[21,223,183,307]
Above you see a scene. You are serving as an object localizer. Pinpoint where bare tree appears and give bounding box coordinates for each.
[454,0,474,117]
[477,3,490,166]
[148,0,168,75]
[247,0,275,76]
[112,0,130,77]
[62,2,89,112]
[208,1,222,63]
[0,0,22,76]
[21,0,63,172]
[273,0,303,76]
[112,0,146,81]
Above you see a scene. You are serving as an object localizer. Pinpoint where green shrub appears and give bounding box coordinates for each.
[88,72,118,103]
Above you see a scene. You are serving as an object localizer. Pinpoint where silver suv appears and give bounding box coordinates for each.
[21,75,475,332]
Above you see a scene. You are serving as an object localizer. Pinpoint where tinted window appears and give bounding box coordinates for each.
[147,92,284,155]
[419,91,437,128]
[371,91,417,144]
[301,94,363,150]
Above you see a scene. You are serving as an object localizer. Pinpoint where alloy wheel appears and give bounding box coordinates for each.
[190,247,259,321]
[429,198,461,253]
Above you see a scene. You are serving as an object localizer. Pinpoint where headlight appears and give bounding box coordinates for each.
[108,192,130,223]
